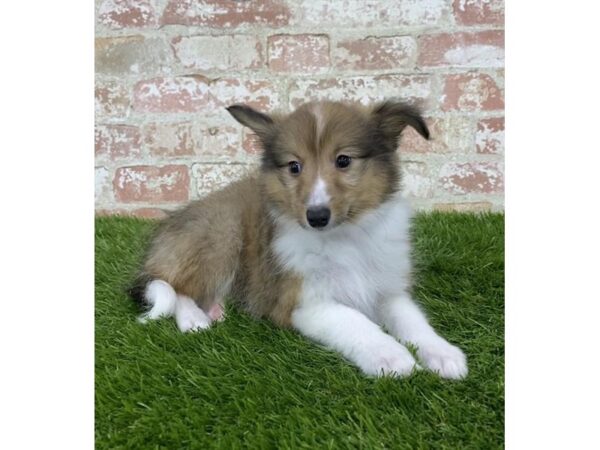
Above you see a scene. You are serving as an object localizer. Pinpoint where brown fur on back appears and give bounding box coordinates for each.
[133,174,301,327]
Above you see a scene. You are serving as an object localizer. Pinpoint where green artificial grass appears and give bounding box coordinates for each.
[95,212,504,449]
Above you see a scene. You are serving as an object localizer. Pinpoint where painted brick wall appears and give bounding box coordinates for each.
[95,0,505,217]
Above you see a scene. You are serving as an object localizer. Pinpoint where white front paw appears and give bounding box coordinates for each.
[359,343,420,377]
[417,338,468,379]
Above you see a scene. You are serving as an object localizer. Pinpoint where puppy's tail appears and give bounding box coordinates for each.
[128,272,152,307]
[129,274,177,323]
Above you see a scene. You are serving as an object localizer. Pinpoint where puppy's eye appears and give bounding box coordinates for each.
[288,161,302,175]
[335,155,351,169]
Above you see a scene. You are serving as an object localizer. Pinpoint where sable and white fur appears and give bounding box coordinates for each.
[130,100,468,379]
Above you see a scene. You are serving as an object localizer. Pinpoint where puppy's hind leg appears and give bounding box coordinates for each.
[176,278,232,331]
[175,295,212,332]
[138,279,178,323]
[136,279,213,332]
[205,273,234,322]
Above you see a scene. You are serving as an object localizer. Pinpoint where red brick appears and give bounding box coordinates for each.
[199,126,242,160]
[161,0,290,27]
[335,36,416,71]
[441,73,504,111]
[171,35,263,71]
[211,79,280,111]
[95,208,169,219]
[242,130,262,155]
[95,208,121,217]
[453,0,504,25]
[289,74,432,109]
[95,81,130,117]
[133,76,210,113]
[268,34,329,73]
[418,31,504,67]
[434,201,493,212]
[95,125,142,160]
[130,208,169,219]
[297,0,447,27]
[401,116,474,154]
[144,122,195,157]
[95,36,172,75]
[95,208,120,217]
[98,0,156,29]
[133,77,279,113]
[402,162,433,199]
[401,118,440,153]
[113,165,190,202]
[439,162,504,194]
[192,163,254,197]
[476,117,504,154]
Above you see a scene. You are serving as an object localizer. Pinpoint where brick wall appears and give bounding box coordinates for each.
[95,0,505,217]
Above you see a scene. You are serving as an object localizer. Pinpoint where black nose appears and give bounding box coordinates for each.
[306,207,331,228]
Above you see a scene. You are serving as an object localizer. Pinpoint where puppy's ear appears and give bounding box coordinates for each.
[371,101,430,149]
[226,104,275,140]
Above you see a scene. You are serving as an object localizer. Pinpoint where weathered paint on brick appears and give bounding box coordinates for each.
[133,76,210,113]
[95,166,112,205]
[453,0,504,25]
[113,165,190,202]
[197,126,245,161]
[442,73,504,111]
[268,34,330,73]
[418,31,504,67]
[439,162,504,194]
[133,77,280,113]
[172,35,263,70]
[334,36,416,70]
[289,74,433,109]
[297,0,448,27]
[402,161,433,199]
[143,122,195,157]
[401,116,475,154]
[95,125,142,160]
[95,36,172,75]
[476,117,504,154]
[95,81,130,117]
[161,0,291,27]
[98,0,156,29]
[242,130,262,155]
[211,79,281,111]
[192,163,255,197]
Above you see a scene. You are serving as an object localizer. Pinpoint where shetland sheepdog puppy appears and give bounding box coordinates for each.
[130,100,468,379]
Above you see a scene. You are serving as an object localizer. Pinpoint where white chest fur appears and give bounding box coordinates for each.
[271,196,413,320]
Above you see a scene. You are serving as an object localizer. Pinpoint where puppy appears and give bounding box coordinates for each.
[130,100,468,379]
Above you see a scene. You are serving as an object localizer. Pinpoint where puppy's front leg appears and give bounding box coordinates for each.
[292,302,419,377]
[380,295,468,379]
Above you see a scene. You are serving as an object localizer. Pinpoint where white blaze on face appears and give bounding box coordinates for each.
[308,177,331,207]
[310,102,325,141]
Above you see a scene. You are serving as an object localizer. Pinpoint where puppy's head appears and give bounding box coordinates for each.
[227,101,429,230]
